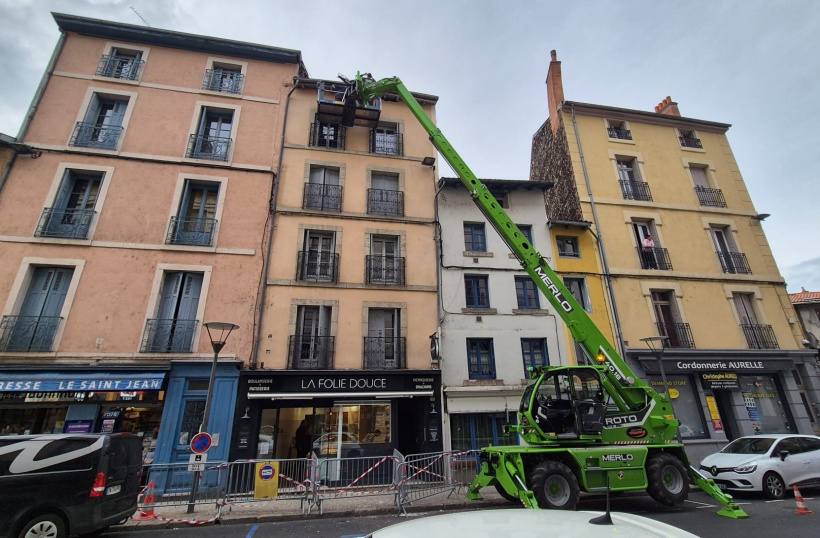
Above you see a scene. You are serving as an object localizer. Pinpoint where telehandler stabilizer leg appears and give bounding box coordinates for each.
[689,466,749,519]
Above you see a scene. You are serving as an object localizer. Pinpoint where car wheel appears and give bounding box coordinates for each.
[763,471,786,499]
[530,460,579,510]
[493,481,519,503]
[17,514,65,538]
[646,453,689,506]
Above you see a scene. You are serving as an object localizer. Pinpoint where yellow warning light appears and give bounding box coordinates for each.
[596,353,606,363]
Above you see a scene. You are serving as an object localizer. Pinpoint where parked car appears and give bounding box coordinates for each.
[0,433,143,538]
[699,434,820,499]
[313,432,363,458]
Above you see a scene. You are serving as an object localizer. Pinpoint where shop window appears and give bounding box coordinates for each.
[739,375,795,435]
[449,412,517,453]
[647,375,708,439]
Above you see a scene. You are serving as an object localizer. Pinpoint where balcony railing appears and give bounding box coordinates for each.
[619,180,653,202]
[0,315,62,352]
[297,251,340,282]
[96,54,144,80]
[717,251,752,275]
[288,335,334,369]
[186,134,232,161]
[366,255,406,285]
[367,189,404,216]
[656,322,696,348]
[166,216,218,246]
[679,136,703,149]
[309,122,346,149]
[140,318,198,353]
[70,122,122,150]
[34,208,96,239]
[637,246,673,270]
[607,127,632,140]
[302,184,343,212]
[202,69,244,94]
[363,337,406,369]
[741,324,779,350]
[694,186,727,208]
[369,131,404,156]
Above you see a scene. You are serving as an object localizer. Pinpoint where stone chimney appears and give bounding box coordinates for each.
[654,96,680,116]
[546,50,565,133]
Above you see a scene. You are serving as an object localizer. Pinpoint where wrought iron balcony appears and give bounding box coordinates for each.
[619,180,653,202]
[741,324,779,350]
[369,131,404,156]
[140,318,198,353]
[96,54,144,80]
[717,251,752,274]
[679,136,703,149]
[0,315,62,352]
[607,127,632,140]
[656,322,696,348]
[366,255,406,285]
[367,188,404,216]
[288,335,334,369]
[636,246,673,270]
[70,122,122,150]
[186,134,232,161]
[363,337,406,369]
[297,251,340,282]
[166,216,218,246]
[302,184,343,211]
[34,208,95,239]
[309,122,346,149]
[694,186,727,208]
[202,69,244,94]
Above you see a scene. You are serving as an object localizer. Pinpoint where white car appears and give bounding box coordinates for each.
[699,434,820,499]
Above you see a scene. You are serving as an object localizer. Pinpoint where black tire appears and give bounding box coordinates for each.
[646,453,689,506]
[79,528,110,538]
[494,481,519,503]
[763,471,786,500]
[17,513,65,538]
[530,460,580,510]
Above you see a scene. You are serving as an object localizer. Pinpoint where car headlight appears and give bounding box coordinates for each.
[733,462,757,474]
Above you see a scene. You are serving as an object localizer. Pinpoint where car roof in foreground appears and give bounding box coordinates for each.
[368,509,697,538]
[732,434,818,440]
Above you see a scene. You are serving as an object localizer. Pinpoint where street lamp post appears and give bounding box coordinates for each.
[187,321,238,514]
[640,336,683,445]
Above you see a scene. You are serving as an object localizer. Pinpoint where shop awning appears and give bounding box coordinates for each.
[0,372,167,392]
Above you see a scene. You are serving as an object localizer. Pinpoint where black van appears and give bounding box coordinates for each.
[0,433,142,538]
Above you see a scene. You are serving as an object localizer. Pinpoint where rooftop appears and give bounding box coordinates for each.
[790,288,820,305]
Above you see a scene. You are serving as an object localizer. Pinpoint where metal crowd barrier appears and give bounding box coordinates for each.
[139,461,228,509]
[311,450,404,514]
[223,458,314,513]
[397,450,480,513]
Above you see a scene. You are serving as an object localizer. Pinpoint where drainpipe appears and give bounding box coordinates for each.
[570,103,627,356]
[251,79,298,369]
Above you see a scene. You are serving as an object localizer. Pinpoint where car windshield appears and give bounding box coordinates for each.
[721,437,776,454]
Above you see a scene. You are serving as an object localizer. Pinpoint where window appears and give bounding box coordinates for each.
[521,338,549,373]
[464,275,489,308]
[310,120,345,149]
[733,293,778,349]
[556,236,580,258]
[739,375,793,434]
[368,172,403,215]
[463,223,487,252]
[0,267,73,352]
[141,272,202,353]
[364,309,403,369]
[70,94,128,150]
[690,166,726,207]
[652,290,694,348]
[298,230,338,282]
[711,225,750,274]
[515,277,540,309]
[563,277,590,312]
[646,375,707,438]
[35,170,103,239]
[517,225,533,246]
[633,220,671,270]
[187,107,233,161]
[368,235,403,285]
[202,65,244,94]
[96,47,144,80]
[290,305,333,369]
[450,413,516,452]
[371,121,403,155]
[467,338,496,379]
[679,129,702,149]
[304,166,341,211]
[607,120,632,140]
[617,158,651,201]
[167,181,219,246]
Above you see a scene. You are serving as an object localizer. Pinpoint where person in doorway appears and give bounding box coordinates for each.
[641,236,657,269]
[295,419,312,458]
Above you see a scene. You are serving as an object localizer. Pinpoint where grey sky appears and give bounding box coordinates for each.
[1,0,818,292]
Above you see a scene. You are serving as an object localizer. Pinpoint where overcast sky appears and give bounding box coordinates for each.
[1,0,818,292]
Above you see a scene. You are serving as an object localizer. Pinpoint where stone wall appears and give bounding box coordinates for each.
[529,114,582,222]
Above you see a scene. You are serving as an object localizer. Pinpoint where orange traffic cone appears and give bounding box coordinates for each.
[794,486,812,515]
[132,480,157,521]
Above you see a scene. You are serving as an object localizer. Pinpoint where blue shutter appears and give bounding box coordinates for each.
[10,267,73,351]
[108,100,127,128]
[171,273,202,352]
[83,95,101,124]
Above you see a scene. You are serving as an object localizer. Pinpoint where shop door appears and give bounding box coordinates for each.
[713,390,738,441]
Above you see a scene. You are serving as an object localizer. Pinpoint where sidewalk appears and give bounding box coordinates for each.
[122,488,511,531]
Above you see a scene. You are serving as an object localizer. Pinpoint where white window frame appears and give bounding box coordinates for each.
[70,87,139,153]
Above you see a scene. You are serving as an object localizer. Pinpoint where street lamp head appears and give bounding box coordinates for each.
[640,335,668,352]
[203,321,239,353]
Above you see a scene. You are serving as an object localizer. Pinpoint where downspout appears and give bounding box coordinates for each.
[251,79,298,369]
[570,103,628,356]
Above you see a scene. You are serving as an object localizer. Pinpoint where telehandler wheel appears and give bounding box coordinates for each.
[646,453,689,506]
[530,460,579,510]
[494,482,519,503]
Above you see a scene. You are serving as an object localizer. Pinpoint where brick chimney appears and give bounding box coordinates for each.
[654,96,680,116]
[546,50,565,133]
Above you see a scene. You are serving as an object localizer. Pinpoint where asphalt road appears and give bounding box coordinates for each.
[104,489,820,538]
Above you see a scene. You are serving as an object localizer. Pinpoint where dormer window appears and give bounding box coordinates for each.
[679,129,703,149]
[96,47,144,80]
[203,64,244,94]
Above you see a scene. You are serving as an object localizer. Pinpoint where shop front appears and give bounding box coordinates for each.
[443,387,520,452]
[230,370,442,463]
